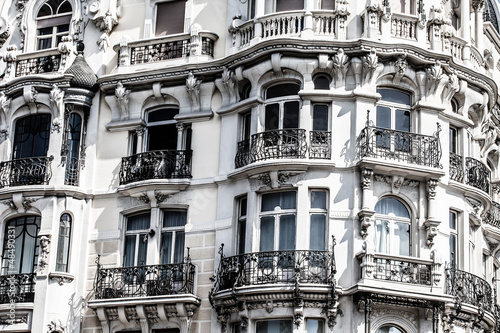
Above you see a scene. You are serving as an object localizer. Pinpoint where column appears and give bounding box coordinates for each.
[473,0,485,52]
[136,127,145,153]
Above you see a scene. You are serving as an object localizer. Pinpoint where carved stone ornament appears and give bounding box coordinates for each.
[361,168,373,190]
[426,60,444,97]
[426,179,439,200]
[38,235,51,274]
[154,190,172,203]
[221,67,236,101]
[49,84,64,120]
[49,272,75,286]
[393,54,407,84]
[362,48,378,86]
[358,210,375,238]
[332,48,349,86]
[466,196,484,223]
[186,72,202,112]
[442,69,459,103]
[48,319,67,333]
[115,81,130,120]
[88,0,122,50]
[424,219,439,247]
[0,17,10,49]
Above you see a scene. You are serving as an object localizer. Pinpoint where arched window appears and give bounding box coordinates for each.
[36,0,72,50]
[374,197,411,256]
[376,88,411,151]
[64,113,82,186]
[13,114,51,159]
[265,83,301,131]
[313,74,331,90]
[2,216,41,274]
[376,325,406,333]
[56,213,72,272]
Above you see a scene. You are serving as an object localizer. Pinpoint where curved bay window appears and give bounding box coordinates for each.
[56,213,72,272]
[373,197,411,256]
[36,0,72,50]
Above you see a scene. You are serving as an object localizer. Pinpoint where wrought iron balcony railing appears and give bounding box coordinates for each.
[16,54,61,77]
[373,256,431,285]
[0,156,54,188]
[130,38,191,65]
[358,124,442,168]
[235,129,330,168]
[93,262,196,299]
[449,152,464,183]
[64,157,81,186]
[0,273,36,304]
[446,267,493,313]
[211,249,336,294]
[465,157,490,194]
[484,201,500,229]
[119,150,192,185]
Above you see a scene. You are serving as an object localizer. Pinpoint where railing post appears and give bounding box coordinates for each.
[3,45,19,79]
[118,36,130,66]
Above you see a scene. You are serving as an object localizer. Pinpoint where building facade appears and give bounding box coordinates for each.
[0,0,500,332]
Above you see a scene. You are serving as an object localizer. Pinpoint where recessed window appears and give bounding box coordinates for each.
[374,197,411,256]
[310,191,327,251]
[265,83,301,130]
[260,191,297,253]
[256,319,293,333]
[237,197,247,255]
[2,216,41,274]
[13,114,51,159]
[449,211,458,267]
[36,0,72,50]
[307,319,324,333]
[313,75,330,89]
[56,213,72,272]
[124,213,150,267]
[321,0,335,10]
[155,0,186,36]
[276,0,303,12]
[160,211,187,264]
[376,88,411,151]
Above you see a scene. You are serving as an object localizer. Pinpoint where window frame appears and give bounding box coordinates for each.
[373,197,412,257]
[123,212,151,267]
[449,210,458,267]
[160,210,187,264]
[35,0,72,50]
[309,190,328,251]
[55,213,72,272]
[154,0,187,37]
[264,83,302,131]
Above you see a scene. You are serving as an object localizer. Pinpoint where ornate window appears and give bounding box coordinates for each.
[36,0,72,50]
[155,0,186,36]
[373,197,411,256]
[260,191,297,253]
[256,319,293,333]
[160,211,187,264]
[264,83,301,131]
[310,190,327,250]
[13,114,51,159]
[124,213,150,267]
[375,88,411,151]
[1,216,41,274]
[56,213,72,272]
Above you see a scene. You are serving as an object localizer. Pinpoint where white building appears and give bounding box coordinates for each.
[0,0,500,332]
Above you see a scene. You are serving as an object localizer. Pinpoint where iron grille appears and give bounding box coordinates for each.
[0,156,54,188]
[0,273,36,304]
[15,55,61,77]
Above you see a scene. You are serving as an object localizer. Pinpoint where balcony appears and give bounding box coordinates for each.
[89,258,200,330]
[0,273,36,304]
[484,201,500,229]
[94,262,196,299]
[449,154,490,194]
[116,31,217,67]
[119,150,192,185]
[0,156,54,188]
[390,13,418,40]
[229,10,348,50]
[446,267,493,313]
[358,125,442,169]
[358,252,438,287]
[234,129,330,168]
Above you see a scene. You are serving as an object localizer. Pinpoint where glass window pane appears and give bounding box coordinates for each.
[56,214,71,272]
[374,220,390,253]
[148,109,179,122]
[124,235,136,267]
[375,198,409,218]
[279,215,295,250]
[137,234,148,265]
[265,104,280,131]
[256,320,293,333]
[449,211,457,229]
[262,191,296,211]
[260,217,275,252]
[163,211,187,228]
[127,213,151,230]
[57,24,69,33]
[395,109,410,132]
[450,234,457,265]
[449,127,457,153]
[161,232,173,264]
[238,220,246,255]
[155,0,186,36]
[307,319,324,333]
[313,105,328,131]
[147,123,177,151]
[310,214,326,251]
[38,27,53,35]
[394,222,410,256]
[276,0,303,11]
[13,114,51,158]
[321,0,335,10]
[311,191,326,209]
[173,231,185,263]
[283,101,299,129]
[376,106,391,129]
[378,88,411,105]
[266,84,300,99]
[314,75,330,89]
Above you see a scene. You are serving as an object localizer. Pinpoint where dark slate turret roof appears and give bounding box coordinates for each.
[64,48,98,92]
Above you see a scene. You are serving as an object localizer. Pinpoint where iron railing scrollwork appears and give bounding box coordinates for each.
[93,258,196,299]
[0,273,36,304]
[130,39,191,65]
[15,55,61,77]
[449,152,464,183]
[235,129,331,168]
[484,201,500,229]
[309,131,331,159]
[373,257,431,285]
[211,248,336,294]
[446,267,493,314]
[358,121,442,168]
[465,157,490,194]
[119,150,192,185]
[0,156,54,188]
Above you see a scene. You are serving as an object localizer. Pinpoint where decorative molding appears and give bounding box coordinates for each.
[361,168,373,190]
[47,319,67,333]
[49,272,75,286]
[332,48,349,87]
[89,230,121,240]
[115,81,130,120]
[362,48,378,86]
[38,235,51,274]
[393,54,407,84]
[88,0,122,50]
[186,72,202,112]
